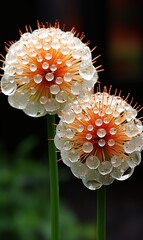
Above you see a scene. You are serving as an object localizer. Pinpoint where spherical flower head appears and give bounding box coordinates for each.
[54,86,143,190]
[0,21,99,117]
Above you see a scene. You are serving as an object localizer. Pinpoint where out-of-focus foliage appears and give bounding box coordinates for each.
[0,136,95,240]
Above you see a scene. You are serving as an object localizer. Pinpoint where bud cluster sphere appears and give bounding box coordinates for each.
[1,22,98,117]
[55,89,143,190]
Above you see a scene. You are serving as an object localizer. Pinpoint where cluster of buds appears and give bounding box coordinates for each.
[0,22,98,117]
[0,21,142,190]
[54,89,143,190]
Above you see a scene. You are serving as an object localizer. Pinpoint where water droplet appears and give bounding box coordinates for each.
[86,156,100,169]
[70,161,88,178]
[50,85,60,95]
[34,74,42,83]
[1,75,17,95]
[116,167,134,181]
[82,170,102,190]
[98,161,113,175]
[97,128,106,138]
[45,73,54,81]
[82,142,93,153]
[98,139,106,147]
[42,62,49,69]
[108,139,115,147]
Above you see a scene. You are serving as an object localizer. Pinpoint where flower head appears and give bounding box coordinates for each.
[0,21,99,117]
[54,85,143,190]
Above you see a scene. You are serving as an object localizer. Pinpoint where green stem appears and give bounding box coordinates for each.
[47,114,60,240]
[96,186,106,240]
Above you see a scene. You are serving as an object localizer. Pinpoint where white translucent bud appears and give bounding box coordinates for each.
[68,149,80,162]
[66,129,75,139]
[56,90,68,103]
[71,82,82,95]
[63,141,73,151]
[98,161,113,175]
[116,167,134,181]
[1,75,17,95]
[126,151,141,168]
[82,170,102,190]
[79,62,95,80]
[123,141,135,154]
[54,135,64,150]
[23,101,45,117]
[62,111,75,124]
[44,98,60,113]
[8,91,29,109]
[99,174,114,186]
[86,156,100,169]
[50,85,60,95]
[77,124,84,132]
[70,161,88,179]
[111,155,122,167]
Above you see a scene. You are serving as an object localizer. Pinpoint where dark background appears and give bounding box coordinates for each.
[0,0,143,239]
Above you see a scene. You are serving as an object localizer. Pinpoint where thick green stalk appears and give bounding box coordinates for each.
[96,186,106,240]
[47,114,60,240]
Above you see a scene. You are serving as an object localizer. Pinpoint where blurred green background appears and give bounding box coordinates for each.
[0,135,96,240]
[0,0,143,239]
